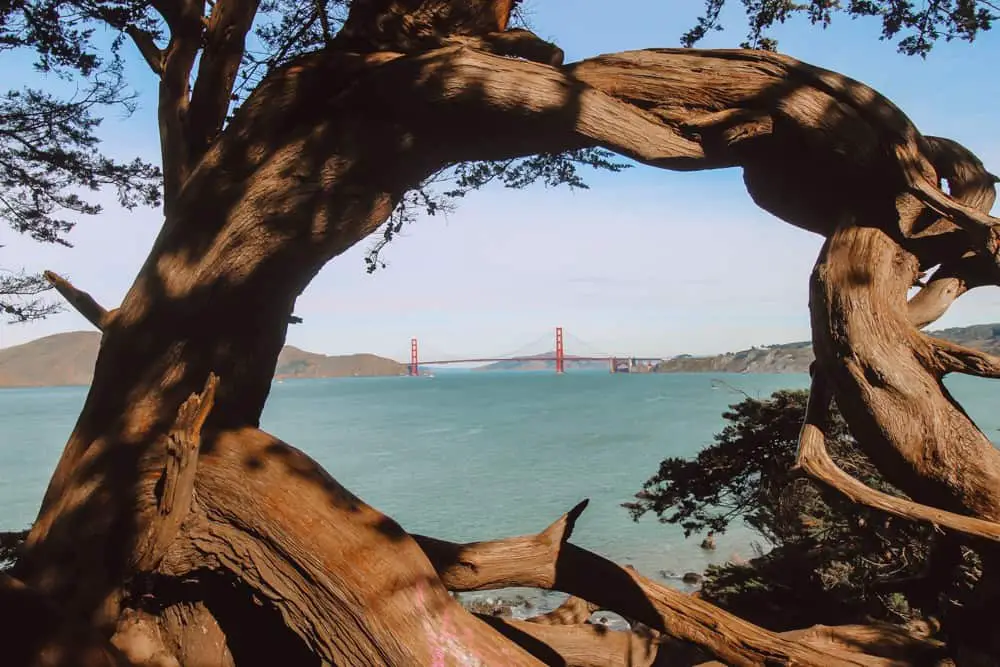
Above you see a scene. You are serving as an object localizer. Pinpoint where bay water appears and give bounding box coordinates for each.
[3,371,998,606]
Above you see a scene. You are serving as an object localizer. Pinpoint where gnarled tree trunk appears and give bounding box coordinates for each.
[10,0,1000,664]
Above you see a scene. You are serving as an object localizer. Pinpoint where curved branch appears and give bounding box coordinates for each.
[414,502,868,666]
[811,223,1000,523]
[795,372,1000,541]
[906,135,999,327]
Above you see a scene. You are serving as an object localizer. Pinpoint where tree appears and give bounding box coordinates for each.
[0,8,162,321]
[625,390,969,630]
[4,0,1000,665]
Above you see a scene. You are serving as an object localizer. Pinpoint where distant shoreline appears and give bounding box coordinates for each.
[4,323,999,387]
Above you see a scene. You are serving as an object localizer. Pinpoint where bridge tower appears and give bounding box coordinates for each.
[409,338,419,376]
[555,327,565,374]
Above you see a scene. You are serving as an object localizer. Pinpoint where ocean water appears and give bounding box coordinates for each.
[3,371,999,593]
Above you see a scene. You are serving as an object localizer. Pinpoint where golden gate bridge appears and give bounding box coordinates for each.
[407,327,666,375]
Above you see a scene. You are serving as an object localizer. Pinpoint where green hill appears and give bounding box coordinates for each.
[654,323,1000,374]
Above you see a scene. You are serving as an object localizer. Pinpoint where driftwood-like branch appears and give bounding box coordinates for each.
[415,502,865,667]
[133,373,218,571]
[795,372,1000,542]
[477,615,662,667]
[43,271,111,331]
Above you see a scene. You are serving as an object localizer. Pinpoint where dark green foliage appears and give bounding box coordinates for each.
[625,390,948,625]
[684,0,995,55]
[1,0,162,321]
[0,271,59,321]
[0,529,27,572]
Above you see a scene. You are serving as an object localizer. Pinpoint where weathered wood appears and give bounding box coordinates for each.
[415,502,867,667]
[796,371,1000,541]
[133,374,218,572]
[14,0,1000,663]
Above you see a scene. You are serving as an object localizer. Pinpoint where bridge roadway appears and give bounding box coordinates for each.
[419,356,665,365]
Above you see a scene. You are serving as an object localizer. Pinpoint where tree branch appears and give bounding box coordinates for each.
[795,371,1000,542]
[42,270,111,330]
[156,0,204,216]
[414,501,865,666]
[124,26,165,75]
[928,337,1000,378]
[186,0,262,163]
[906,134,999,327]
[413,499,589,591]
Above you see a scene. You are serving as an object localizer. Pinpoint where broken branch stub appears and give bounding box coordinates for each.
[133,373,219,572]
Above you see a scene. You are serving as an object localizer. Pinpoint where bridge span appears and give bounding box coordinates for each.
[408,328,665,376]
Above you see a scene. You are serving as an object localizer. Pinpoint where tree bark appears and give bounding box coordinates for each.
[12,13,1000,665]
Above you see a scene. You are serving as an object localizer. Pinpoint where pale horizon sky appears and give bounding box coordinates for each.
[3,0,999,364]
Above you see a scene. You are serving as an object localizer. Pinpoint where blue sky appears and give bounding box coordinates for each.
[2,0,998,362]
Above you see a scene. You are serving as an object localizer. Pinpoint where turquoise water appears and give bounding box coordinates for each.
[3,371,998,588]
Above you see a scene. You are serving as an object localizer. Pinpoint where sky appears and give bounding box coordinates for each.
[2,0,999,363]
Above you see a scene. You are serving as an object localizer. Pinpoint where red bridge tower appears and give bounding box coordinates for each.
[555,326,565,374]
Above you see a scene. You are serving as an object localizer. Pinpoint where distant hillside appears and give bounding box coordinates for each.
[0,332,101,388]
[654,323,1000,374]
[476,352,609,372]
[0,332,406,387]
[275,346,405,379]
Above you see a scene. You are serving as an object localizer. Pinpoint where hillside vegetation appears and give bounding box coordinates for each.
[655,324,1000,374]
